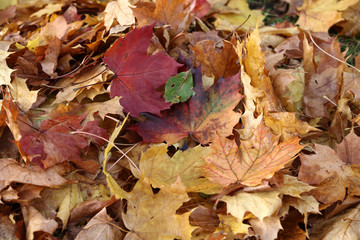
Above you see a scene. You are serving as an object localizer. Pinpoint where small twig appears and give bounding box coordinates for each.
[107,143,139,171]
[305,30,360,73]
[71,130,141,175]
[215,15,251,46]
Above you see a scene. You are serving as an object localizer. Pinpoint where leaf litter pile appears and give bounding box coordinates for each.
[2,0,360,239]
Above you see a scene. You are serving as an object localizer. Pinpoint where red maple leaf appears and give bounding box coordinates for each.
[19,115,107,173]
[132,67,243,144]
[103,24,181,117]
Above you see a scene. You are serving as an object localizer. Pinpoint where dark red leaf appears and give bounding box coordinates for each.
[103,24,181,117]
[19,115,107,173]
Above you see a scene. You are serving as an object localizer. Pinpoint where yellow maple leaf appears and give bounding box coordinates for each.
[122,179,194,240]
[296,0,358,32]
[210,0,264,32]
[137,144,222,194]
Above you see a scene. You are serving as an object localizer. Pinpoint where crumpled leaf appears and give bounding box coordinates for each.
[243,27,282,112]
[133,68,242,144]
[202,122,304,187]
[103,0,135,30]
[122,179,194,240]
[223,176,318,239]
[103,24,181,117]
[21,205,58,240]
[302,35,344,118]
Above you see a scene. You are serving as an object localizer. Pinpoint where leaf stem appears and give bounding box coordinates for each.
[71,130,141,175]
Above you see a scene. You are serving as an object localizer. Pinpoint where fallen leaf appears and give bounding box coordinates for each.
[53,65,108,105]
[211,0,265,32]
[133,69,242,144]
[11,76,39,112]
[122,179,194,240]
[30,3,63,18]
[298,143,360,204]
[136,144,222,194]
[19,115,107,171]
[103,24,181,117]
[202,122,304,187]
[103,0,135,30]
[164,70,194,103]
[310,203,360,239]
[21,205,58,240]
[302,34,343,118]
[336,129,360,164]
[0,158,68,189]
[296,0,358,32]
[0,49,14,86]
[264,112,319,141]
[75,208,123,240]
[243,28,282,112]
[132,0,192,32]
[191,40,239,80]
[249,216,282,240]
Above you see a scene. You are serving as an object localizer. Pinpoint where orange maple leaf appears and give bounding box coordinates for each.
[202,123,304,187]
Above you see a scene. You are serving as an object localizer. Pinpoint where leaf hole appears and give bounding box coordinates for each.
[171,83,175,88]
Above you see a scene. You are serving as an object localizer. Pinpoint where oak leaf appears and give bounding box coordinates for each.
[103,24,181,117]
[133,69,242,144]
[202,122,304,187]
